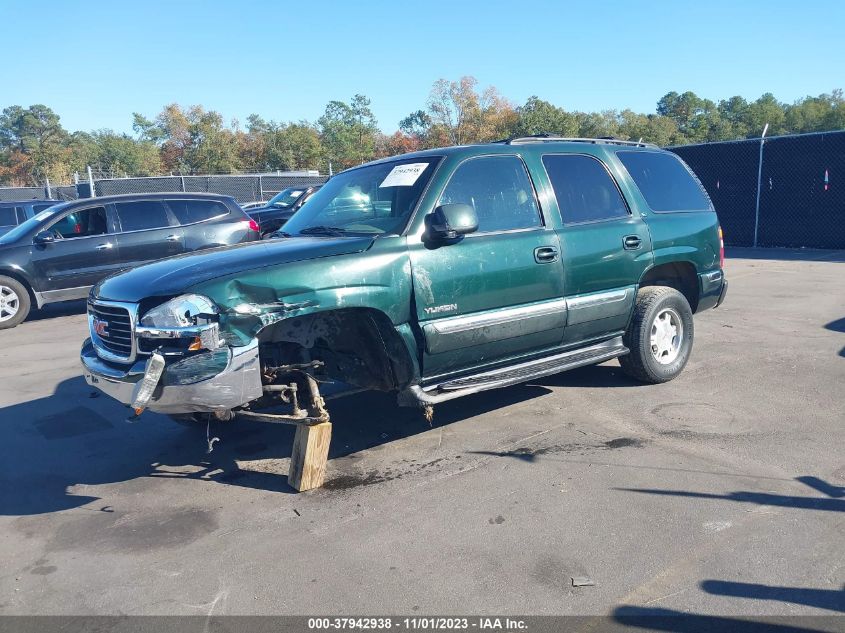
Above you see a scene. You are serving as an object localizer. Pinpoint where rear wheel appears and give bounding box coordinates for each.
[0,276,31,330]
[619,286,694,384]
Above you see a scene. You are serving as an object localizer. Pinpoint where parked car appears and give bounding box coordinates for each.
[247,185,322,237]
[0,192,259,329]
[81,137,726,426]
[0,200,60,236]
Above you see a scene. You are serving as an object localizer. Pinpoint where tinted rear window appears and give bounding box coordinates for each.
[32,203,54,214]
[168,199,230,224]
[115,200,173,231]
[543,154,629,224]
[617,151,711,212]
[0,207,19,226]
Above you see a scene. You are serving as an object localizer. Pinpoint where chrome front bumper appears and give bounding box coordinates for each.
[81,337,263,415]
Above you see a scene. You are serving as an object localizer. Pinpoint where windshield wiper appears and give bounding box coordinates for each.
[298,226,349,236]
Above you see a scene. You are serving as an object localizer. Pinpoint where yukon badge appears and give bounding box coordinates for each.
[92,317,109,338]
[424,303,458,315]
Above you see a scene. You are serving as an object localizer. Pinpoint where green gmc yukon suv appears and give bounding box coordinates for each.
[81,137,727,423]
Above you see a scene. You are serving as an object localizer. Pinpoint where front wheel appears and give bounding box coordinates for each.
[619,287,694,384]
[0,276,31,330]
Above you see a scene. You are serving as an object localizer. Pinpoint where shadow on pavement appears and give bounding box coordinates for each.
[613,606,833,633]
[26,299,87,322]
[0,373,551,516]
[701,580,845,613]
[614,476,845,513]
[824,317,845,358]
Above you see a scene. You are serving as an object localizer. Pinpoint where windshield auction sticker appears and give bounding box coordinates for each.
[379,162,429,188]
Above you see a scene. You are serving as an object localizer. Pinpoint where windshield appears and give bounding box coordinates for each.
[282,157,441,236]
[0,209,56,244]
[268,188,305,208]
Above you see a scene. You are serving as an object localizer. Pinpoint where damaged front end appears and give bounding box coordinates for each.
[81,293,329,421]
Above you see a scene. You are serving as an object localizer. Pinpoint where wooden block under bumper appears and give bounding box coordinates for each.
[287,421,332,491]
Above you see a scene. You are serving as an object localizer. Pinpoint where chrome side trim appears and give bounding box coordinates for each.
[564,285,636,327]
[36,285,91,305]
[428,298,568,335]
[566,287,632,310]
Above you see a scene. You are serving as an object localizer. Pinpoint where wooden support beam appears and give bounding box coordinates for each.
[288,421,332,491]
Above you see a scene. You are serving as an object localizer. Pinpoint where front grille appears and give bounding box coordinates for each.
[90,303,134,360]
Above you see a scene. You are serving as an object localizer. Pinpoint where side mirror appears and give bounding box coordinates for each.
[425,204,478,243]
[34,230,56,245]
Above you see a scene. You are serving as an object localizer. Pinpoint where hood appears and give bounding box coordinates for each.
[94,235,374,302]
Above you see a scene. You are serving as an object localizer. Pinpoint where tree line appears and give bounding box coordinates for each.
[1,76,843,187]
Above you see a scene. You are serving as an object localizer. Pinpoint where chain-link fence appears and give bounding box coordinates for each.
[670,130,845,249]
[93,173,327,202]
[0,185,78,202]
[0,173,327,205]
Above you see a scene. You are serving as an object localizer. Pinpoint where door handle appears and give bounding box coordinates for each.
[166,234,180,242]
[623,235,642,250]
[95,243,113,251]
[534,246,559,263]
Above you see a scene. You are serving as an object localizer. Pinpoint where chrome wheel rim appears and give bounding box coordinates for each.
[0,285,20,322]
[650,308,683,365]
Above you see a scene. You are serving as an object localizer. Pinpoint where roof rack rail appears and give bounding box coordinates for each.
[494,134,658,148]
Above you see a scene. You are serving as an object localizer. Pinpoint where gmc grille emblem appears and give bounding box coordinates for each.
[93,318,109,338]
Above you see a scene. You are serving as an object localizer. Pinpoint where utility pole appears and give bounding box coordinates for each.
[87,165,96,198]
[753,123,769,248]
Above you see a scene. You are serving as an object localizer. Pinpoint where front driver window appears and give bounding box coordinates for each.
[439,155,542,233]
[51,207,109,238]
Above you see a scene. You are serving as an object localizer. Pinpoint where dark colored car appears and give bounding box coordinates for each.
[247,185,321,237]
[0,200,60,236]
[0,192,259,329]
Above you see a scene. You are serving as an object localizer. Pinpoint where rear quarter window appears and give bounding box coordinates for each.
[617,151,712,212]
[0,207,19,226]
[115,200,173,231]
[168,199,230,224]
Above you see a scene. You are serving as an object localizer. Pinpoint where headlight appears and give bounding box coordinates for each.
[140,294,218,328]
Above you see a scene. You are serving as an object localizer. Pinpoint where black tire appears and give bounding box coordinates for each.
[619,286,694,384]
[0,275,31,330]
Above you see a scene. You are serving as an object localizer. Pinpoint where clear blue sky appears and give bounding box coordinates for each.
[3,0,842,134]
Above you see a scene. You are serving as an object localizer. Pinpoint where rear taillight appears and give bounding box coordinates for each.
[248,219,260,233]
[718,226,725,269]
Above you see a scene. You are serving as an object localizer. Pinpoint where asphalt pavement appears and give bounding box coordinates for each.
[1,247,843,619]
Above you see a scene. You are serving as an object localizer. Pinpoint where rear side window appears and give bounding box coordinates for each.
[0,207,17,225]
[115,200,173,231]
[0,207,19,226]
[617,151,711,212]
[168,199,229,224]
[32,203,54,215]
[439,155,542,233]
[543,155,629,224]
